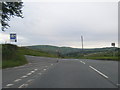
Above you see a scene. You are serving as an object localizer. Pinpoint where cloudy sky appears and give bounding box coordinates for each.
[0,1,118,48]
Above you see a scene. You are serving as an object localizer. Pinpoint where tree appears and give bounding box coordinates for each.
[1,2,24,31]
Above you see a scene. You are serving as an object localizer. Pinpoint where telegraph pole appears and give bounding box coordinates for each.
[81,36,83,50]
[81,35,84,56]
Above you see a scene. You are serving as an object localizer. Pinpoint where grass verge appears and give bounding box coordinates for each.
[2,44,28,69]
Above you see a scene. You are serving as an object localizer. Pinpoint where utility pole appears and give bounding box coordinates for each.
[81,36,83,50]
[81,35,84,56]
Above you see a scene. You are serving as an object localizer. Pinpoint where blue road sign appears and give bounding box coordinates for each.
[10,34,16,39]
[10,33,17,42]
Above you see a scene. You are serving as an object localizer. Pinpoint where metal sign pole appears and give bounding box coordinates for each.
[111,43,115,57]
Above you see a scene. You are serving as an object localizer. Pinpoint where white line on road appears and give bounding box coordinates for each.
[27,73,32,76]
[27,79,34,84]
[80,61,85,64]
[6,84,14,87]
[14,79,22,82]
[89,66,109,79]
[21,75,28,78]
[43,69,47,71]
[18,84,28,88]
[34,69,38,71]
[117,84,120,86]
[31,71,35,73]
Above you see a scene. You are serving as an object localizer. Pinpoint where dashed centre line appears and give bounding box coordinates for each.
[6,84,14,87]
[27,73,32,76]
[89,66,109,79]
[31,71,35,73]
[14,79,22,82]
[21,75,28,78]
[34,69,38,71]
[43,69,47,71]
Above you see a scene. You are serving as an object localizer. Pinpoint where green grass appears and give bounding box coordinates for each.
[19,47,57,58]
[2,44,28,69]
[2,44,119,69]
[81,56,118,61]
[2,44,57,69]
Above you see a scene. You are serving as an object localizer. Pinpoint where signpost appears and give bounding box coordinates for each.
[10,33,17,42]
[111,43,115,47]
[111,43,115,57]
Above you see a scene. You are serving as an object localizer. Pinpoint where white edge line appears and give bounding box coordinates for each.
[80,61,85,64]
[89,66,109,79]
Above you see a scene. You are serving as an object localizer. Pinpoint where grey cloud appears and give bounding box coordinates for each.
[3,2,118,48]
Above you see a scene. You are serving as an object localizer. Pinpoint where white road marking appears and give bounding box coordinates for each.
[80,61,83,63]
[6,84,14,87]
[18,84,28,88]
[21,75,28,78]
[89,66,108,79]
[27,79,34,82]
[117,84,120,86]
[43,69,47,71]
[14,79,22,82]
[27,79,34,84]
[31,71,35,73]
[27,73,32,76]
[34,69,38,71]
[51,64,53,66]
[82,62,85,64]
[80,61,85,64]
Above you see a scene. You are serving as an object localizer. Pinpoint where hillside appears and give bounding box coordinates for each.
[2,44,119,69]
[2,44,57,68]
[2,44,28,68]
[25,45,119,60]
[25,45,80,55]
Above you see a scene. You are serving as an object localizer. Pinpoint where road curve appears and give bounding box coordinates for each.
[2,55,118,88]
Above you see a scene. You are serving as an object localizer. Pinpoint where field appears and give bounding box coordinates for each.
[2,44,57,68]
[2,44,119,68]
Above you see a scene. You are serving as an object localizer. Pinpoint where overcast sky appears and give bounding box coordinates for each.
[0,1,118,48]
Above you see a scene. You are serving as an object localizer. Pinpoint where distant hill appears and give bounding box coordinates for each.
[24,45,118,58]
[25,45,81,55]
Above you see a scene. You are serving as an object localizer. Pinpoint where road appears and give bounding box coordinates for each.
[2,55,118,88]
